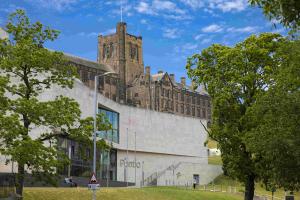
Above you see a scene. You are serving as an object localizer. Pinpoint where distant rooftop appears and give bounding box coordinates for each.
[63,53,115,73]
[0,27,8,39]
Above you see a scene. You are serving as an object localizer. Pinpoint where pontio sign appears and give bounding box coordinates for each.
[120,159,141,168]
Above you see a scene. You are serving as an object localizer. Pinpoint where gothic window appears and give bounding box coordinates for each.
[130,44,138,60]
[202,109,206,118]
[192,96,195,104]
[197,96,200,105]
[181,104,184,114]
[176,103,178,112]
[187,105,191,115]
[192,107,195,116]
[105,77,110,84]
[109,42,114,58]
[181,91,184,101]
[102,44,106,59]
[161,88,164,96]
[112,78,117,85]
[197,108,201,117]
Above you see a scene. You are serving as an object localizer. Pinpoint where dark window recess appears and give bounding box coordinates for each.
[140,81,145,85]
[181,104,184,114]
[197,108,201,117]
[86,148,90,158]
[112,79,117,85]
[135,93,139,97]
[105,77,110,84]
[192,107,195,116]
[187,106,191,115]
[71,146,75,156]
[112,95,117,101]
[202,109,206,118]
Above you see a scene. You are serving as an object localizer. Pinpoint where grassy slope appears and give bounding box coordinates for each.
[213,175,300,200]
[24,187,243,200]
[208,155,223,165]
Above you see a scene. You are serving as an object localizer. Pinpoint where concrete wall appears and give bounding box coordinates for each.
[0,80,222,186]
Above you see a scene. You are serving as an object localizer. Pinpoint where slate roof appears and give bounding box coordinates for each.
[63,53,116,73]
[151,72,209,95]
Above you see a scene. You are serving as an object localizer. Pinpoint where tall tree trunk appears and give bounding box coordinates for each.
[244,174,255,200]
[16,163,25,199]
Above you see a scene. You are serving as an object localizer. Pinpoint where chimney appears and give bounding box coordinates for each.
[181,77,186,87]
[158,70,163,74]
[145,66,150,75]
[170,74,175,82]
[145,66,151,82]
[191,80,197,91]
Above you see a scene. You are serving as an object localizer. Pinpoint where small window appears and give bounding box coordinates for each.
[71,145,75,156]
[135,93,139,97]
[86,148,90,158]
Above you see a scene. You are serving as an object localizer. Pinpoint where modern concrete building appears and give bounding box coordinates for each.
[0,22,222,187]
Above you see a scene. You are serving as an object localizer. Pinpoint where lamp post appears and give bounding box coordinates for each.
[92,71,115,200]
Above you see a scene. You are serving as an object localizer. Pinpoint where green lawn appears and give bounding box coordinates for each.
[24,187,243,200]
[213,175,300,200]
[208,155,223,165]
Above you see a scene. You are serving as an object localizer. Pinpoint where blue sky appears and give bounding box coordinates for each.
[0,0,286,83]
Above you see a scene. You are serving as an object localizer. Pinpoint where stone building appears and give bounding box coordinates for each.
[75,22,212,121]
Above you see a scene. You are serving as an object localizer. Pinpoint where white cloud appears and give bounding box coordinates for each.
[209,0,248,12]
[140,19,147,24]
[78,32,98,37]
[0,4,24,13]
[182,43,198,50]
[26,0,79,11]
[135,0,190,21]
[202,24,223,33]
[227,26,258,33]
[194,34,205,40]
[201,38,212,44]
[162,28,180,39]
[179,0,204,9]
[135,1,156,15]
[153,0,185,15]
[181,0,248,13]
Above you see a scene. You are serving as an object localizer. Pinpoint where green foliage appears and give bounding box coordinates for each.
[0,10,111,195]
[244,40,300,191]
[186,33,292,198]
[249,0,300,33]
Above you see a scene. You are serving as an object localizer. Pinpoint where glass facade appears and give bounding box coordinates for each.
[97,108,119,143]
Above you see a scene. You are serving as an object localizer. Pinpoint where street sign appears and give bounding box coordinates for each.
[88,173,100,190]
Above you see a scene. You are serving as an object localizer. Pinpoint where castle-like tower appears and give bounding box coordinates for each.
[98,22,144,102]
[78,22,211,121]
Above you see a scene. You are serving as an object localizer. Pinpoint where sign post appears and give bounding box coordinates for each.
[88,173,100,200]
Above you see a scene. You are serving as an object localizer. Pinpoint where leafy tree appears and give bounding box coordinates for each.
[249,0,300,32]
[244,39,300,192]
[187,33,286,200]
[0,10,111,198]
